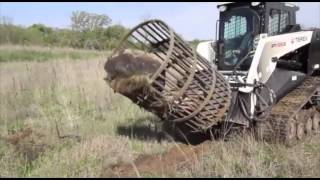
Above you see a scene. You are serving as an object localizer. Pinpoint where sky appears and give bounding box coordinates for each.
[1,2,320,41]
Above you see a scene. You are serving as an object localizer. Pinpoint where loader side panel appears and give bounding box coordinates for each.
[308,30,320,76]
[265,68,306,101]
[240,31,313,93]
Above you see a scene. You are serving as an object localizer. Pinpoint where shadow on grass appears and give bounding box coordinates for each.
[116,117,217,145]
[116,116,249,146]
[116,117,168,143]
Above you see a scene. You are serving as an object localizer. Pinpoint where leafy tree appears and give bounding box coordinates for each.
[28,24,58,45]
[71,11,111,32]
[102,24,130,49]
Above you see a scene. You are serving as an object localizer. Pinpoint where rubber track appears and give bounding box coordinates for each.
[255,76,320,145]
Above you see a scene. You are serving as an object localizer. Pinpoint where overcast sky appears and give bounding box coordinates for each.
[1,2,320,41]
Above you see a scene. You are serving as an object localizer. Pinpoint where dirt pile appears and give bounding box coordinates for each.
[101,141,212,177]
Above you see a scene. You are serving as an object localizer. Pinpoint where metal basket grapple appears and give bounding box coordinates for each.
[109,19,231,132]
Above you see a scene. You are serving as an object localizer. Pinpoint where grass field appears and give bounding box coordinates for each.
[0,45,319,177]
[0,45,105,62]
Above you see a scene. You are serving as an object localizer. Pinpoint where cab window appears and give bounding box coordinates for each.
[224,16,247,40]
[268,9,290,35]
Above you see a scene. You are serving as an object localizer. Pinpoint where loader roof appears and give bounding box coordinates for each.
[216,2,299,8]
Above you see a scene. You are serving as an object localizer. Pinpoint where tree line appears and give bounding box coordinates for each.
[0,11,130,50]
[0,11,203,51]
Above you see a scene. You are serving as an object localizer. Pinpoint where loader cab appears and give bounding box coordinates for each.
[216,2,299,71]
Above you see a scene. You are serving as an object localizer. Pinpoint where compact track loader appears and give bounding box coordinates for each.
[104,2,320,145]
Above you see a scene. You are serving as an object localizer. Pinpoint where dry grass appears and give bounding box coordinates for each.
[175,134,320,178]
[0,44,106,62]
[0,46,173,177]
[0,46,319,177]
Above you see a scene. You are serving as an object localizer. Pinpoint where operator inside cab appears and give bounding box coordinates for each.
[218,5,259,71]
[223,17,254,66]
